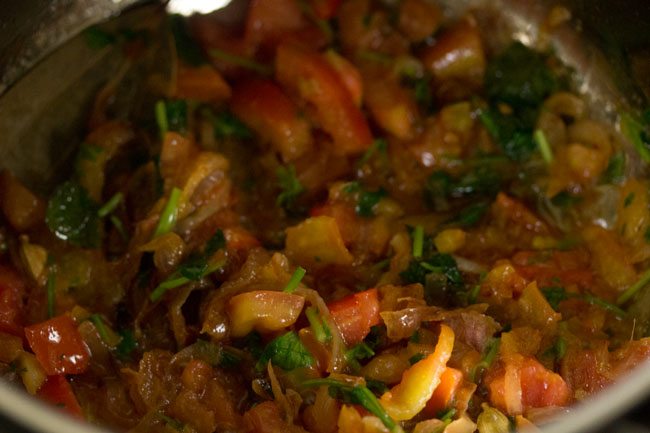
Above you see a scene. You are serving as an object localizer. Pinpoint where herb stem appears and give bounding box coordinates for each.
[155,100,168,136]
[305,307,330,343]
[617,268,650,305]
[583,294,627,318]
[153,187,182,238]
[283,267,306,293]
[208,49,272,75]
[534,129,553,164]
[412,225,424,259]
[98,192,123,218]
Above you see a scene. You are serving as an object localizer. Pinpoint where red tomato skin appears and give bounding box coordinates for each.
[311,0,342,19]
[0,266,26,336]
[328,288,381,345]
[231,79,312,162]
[275,43,373,155]
[37,375,84,419]
[25,315,90,375]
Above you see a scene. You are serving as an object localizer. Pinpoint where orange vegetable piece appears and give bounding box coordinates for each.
[228,290,305,337]
[380,324,455,421]
[1,171,45,232]
[25,315,90,375]
[424,367,464,416]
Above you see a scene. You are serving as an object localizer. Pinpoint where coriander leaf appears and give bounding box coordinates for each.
[213,111,252,140]
[409,353,425,365]
[346,342,374,371]
[46,181,100,248]
[276,165,304,211]
[425,171,452,211]
[283,267,306,293]
[448,202,489,227]
[115,329,136,361]
[400,253,463,288]
[601,153,625,184]
[257,331,314,371]
[485,42,558,108]
[479,108,536,161]
[356,188,386,217]
[541,286,568,311]
[358,138,388,166]
[621,112,650,163]
[84,26,116,49]
[169,14,205,66]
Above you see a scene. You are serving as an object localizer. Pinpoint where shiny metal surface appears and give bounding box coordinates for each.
[0,1,648,433]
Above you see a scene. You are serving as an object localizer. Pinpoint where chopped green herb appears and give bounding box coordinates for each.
[257,331,314,371]
[471,338,500,382]
[283,267,306,293]
[89,314,122,347]
[302,379,397,431]
[365,379,389,395]
[155,100,188,136]
[408,353,426,365]
[449,202,489,227]
[583,294,626,318]
[346,343,375,371]
[551,191,581,208]
[46,181,100,248]
[485,42,558,108]
[541,286,568,311]
[150,230,226,301]
[219,347,242,369]
[554,336,566,360]
[276,165,304,211]
[601,153,625,184]
[159,413,185,431]
[479,108,536,161]
[624,192,636,208]
[468,284,481,304]
[534,129,553,163]
[212,111,252,140]
[400,253,463,288]
[209,49,272,75]
[356,188,386,217]
[152,187,182,238]
[305,307,331,343]
[84,26,116,49]
[97,192,123,218]
[169,14,205,66]
[621,112,650,163]
[412,225,424,259]
[110,216,128,241]
[358,138,388,166]
[115,329,136,361]
[439,408,457,423]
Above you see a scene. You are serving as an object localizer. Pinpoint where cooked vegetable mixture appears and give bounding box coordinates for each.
[2,1,650,432]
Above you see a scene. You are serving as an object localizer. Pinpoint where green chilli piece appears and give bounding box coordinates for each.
[534,129,553,164]
[617,268,650,305]
[283,266,306,293]
[153,187,182,238]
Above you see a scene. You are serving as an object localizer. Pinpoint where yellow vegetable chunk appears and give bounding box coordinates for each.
[228,290,305,337]
[16,351,47,395]
[285,216,353,266]
[379,324,455,421]
[434,228,467,253]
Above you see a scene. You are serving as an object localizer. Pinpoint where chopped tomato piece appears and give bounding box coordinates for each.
[245,0,306,48]
[174,65,231,102]
[0,265,26,336]
[37,375,84,419]
[25,315,90,375]
[275,43,373,155]
[231,79,312,161]
[489,357,570,414]
[228,290,305,337]
[324,50,363,106]
[328,288,380,345]
[424,367,464,416]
